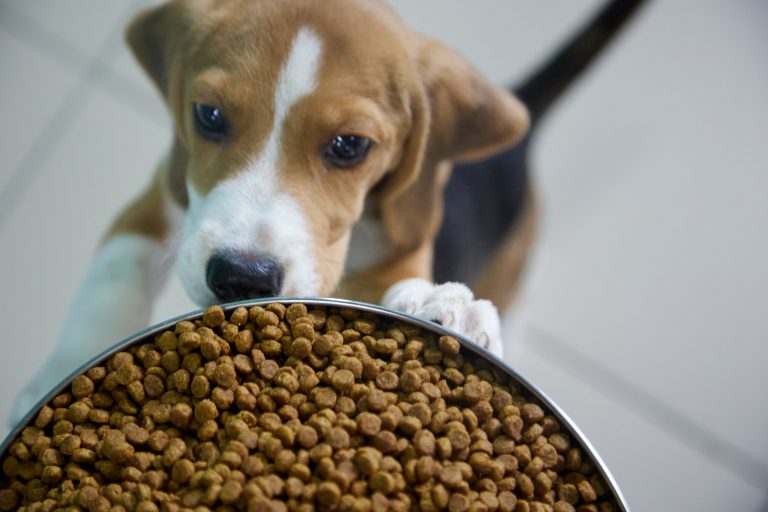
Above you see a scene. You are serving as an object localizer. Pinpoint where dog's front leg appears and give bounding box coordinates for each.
[10,172,180,425]
[382,278,504,359]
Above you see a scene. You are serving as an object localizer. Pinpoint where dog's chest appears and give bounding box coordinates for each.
[345,200,391,274]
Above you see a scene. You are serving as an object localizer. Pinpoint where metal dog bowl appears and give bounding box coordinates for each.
[1,298,629,511]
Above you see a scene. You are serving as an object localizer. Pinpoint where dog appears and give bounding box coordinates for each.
[10,0,646,424]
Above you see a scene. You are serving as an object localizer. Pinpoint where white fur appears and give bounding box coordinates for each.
[11,234,168,424]
[346,198,392,273]
[382,278,504,358]
[177,27,324,304]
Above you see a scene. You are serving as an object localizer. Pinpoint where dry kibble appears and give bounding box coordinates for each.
[195,399,219,422]
[71,375,94,398]
[357,412,382,437]
[316,481,341,505]
[554,502,576,512]
[201,336,222,360]
[400,370,422,393]
[366,388,388,412]
[413,429,436,456]
[577,480,597,502]
[448,493,470,512]
[447,427,471,451]
[214,363,238,388]
[203,305,226,327]
[297,425,319,449]
[373,431,398,454]
[439,466,464,488]
[355,447,381,476]
[289,337,313,359]
[499,491,518,512]
[0,489,18,511]
[331,369,356,394]
[0,302,618,512]
[375,371,399,390]
[521,404,545,424]
[439,336,461,356]
[374,338,397,355]
[369,472,396,494]
[327,426,350,450]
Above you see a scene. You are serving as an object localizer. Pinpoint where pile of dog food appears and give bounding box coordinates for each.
[0,303,619,512]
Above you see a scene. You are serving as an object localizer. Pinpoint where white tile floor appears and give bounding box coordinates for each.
[0,1,766,510]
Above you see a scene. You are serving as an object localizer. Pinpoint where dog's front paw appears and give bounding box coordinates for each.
[382,278,503,357]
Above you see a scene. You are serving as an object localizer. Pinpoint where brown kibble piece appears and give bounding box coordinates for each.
[71,375,94,398]
[286,303,308,323]
[439,336,461,355]
[374,338,397,354]
[439,466,463,488]
[327,426,350,450]
[366,389,388,412]
[214,363,237,388]
[195,399,219,422]
[203,305,226,327]
[171,459,195,483]
[0,489,18,511]
[355,447,381,476]
[498,491,518,512]
[297,425,319,448]
[102,430,134,463]
[357,412,382,437]
[578,480,597,502]
[554,501,576,512]
[376,371,399,390]
[521,403,545,423]
[289,337,313,359]
[413,429,436,456]
[179,331,201,352]
[317,481,341,505]
[169,403,193,429]
[191,375,210,398]
[447,427,470,451]
[448,493,470,512]
[370,472,396,494]
[400,370,422,393]
[331,369,355,393]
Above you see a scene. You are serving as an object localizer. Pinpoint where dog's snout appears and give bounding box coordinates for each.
[206,253,284,301]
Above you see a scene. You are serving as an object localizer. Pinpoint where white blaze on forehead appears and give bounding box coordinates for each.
[178,27,324,304]
[277,27,323,120]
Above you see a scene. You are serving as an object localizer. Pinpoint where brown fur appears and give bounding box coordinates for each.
[473,185,538,311]
[116,0,529,304]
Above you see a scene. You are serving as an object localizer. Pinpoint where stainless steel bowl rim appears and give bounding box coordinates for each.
[2,297,629,511]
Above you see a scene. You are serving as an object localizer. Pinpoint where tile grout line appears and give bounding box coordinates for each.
[0,2,167,128]
[525,321,768,493]
[0,3,90,73]
[0,2,163,233]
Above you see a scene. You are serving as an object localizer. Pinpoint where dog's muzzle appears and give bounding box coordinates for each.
[206,252,284,301]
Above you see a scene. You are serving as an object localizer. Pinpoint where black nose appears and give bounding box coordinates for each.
[206,253,285,301]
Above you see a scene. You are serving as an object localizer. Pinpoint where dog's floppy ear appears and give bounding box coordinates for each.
[126,0,204,95]
[418,36,529,162]
[377,35,529,255]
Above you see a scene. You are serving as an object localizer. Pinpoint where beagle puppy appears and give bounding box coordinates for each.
[11,0,646,423]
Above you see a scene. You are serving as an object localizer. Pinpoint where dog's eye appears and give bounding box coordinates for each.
[323,135,372,169]
[193,103,229,141]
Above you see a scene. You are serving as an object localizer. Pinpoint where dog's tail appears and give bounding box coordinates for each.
[434,0,648,310]
[514,0,648,125]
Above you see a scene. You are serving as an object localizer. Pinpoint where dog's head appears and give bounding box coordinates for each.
[128,0,528,304]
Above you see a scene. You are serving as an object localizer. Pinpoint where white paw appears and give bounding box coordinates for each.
[382,278,503,358]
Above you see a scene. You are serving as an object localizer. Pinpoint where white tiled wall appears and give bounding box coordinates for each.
[0,1,765,510]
